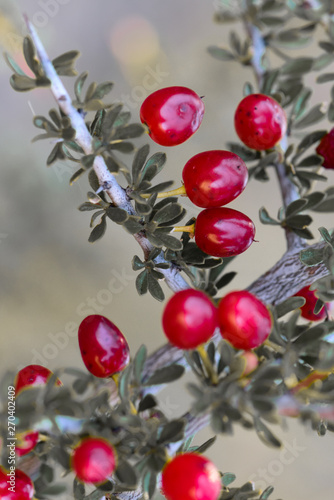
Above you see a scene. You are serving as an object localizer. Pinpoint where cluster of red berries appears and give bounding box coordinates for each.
[140,88,288,258]
[162,288,272,351]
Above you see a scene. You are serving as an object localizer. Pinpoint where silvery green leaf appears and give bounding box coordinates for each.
[300,247,324,266]
[294,103,327,129]
[275,296,306,317]
[207,46,235,61]
[259,207,280,225]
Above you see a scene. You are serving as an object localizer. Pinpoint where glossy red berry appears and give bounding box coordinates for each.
[194,207,255,258]
[162,289,218,349]
[15,430,39,457]
[140,86,205,146]
[72,437,116,484]
[294,285,327,321]
[0,466,34,500]
[162,453,221,500]
[234,94,287,150]
[78,315,130,378]
[15,365,62,396]
[315,128,334,169]
[218,290,272,350]
[182,150,248,208]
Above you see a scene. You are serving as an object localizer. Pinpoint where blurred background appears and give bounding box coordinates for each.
[0,0,333,498]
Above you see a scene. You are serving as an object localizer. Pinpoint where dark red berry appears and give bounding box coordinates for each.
[140,86,204,146]
[162,453,221,500]
[234,94,287,150]
[71,437,116,484]
[294,285,327,321]
[194,207,255,258]
[78,315,130,378]
[316,128,334,169]
[15,431,39,457]
[182,150,248,208]
[162,289,218,349]
[218,290,272,350]
[0,466,34,500]
[15,365,62,396]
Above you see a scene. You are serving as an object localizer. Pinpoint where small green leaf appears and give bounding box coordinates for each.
[136,270,148,295]
[144,364,185,386]
[285,199,308,217]
[275,296,305,317]
[260,486,275,499]
[138,394,157,412]
[300,247,324,266]
[259,207,280,225]
[215,271,237,290]
[133,344,147,383]
[313,53,334,71]
[115,460,138,488]
[207,45,235,61]
[74,72,88,102]
[114,123,145,140]
[317,72,334,83]
[294,103,327,129]
[147,273,165,301]
[122,217,143,234]
[142,470,157,499]
[70,168,86,185]
[222,472,236,487]
[254,418,281,448]
[10,74,37,92]
[153,203,183,224]
[192,436,217,454]
[319,226,333,244]
[291,227,314,239]
[88,214,107,242]
[281,57,314,75]
[157,420,185,444]
[106,207,129,224]
[285,214,312,229]
[91,81,114,100]
[132,145,150,184]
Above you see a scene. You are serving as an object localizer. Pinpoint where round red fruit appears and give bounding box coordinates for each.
[218,290,272,350]
[0,466,34,500]
[140,86,204,146]
[194,207,255,258]
[162,289,218,349]
[15,365,62,396]
[162,453,221,500]
[234,94,287,150]
[182,150,248,208]
[15,430,39,457]
[316,128,334,169]
[294,285,327,321]
[78,315,130,378]
[72,437,116,484]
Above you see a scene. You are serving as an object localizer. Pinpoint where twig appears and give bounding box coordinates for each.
[24,16,190,294]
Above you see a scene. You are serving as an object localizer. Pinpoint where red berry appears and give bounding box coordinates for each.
[315,128,334,169]
[162,453,221,500]
[182,150,248,208]
[140,86,204,146]
[162,289,218,349]
[71,437,116,484]
[234,94,287,150]
[78,315,130,378]
[0,466,34,500]
[15,430,39,457]
[218,291,272,350]
[294,285,327,321]
[15,365,62,396]
[194,207,255,258]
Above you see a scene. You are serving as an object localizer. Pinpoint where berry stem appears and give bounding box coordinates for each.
[172,223,195,234]
[196,344,219,385]
[141,185,187,199]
